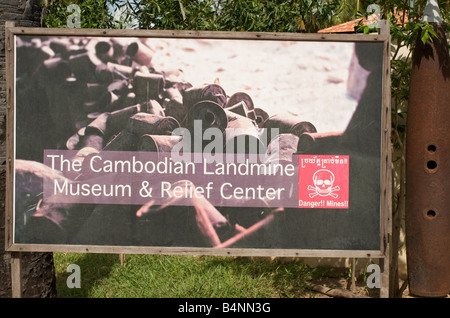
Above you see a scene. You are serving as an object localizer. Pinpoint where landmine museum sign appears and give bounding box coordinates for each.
[5,27,391,258]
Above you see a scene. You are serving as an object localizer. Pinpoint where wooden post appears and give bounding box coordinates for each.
[10,252,22,298]
[378,19,392,298]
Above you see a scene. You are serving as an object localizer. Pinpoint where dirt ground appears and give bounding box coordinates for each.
[305,274,447,298]
[303,273,410,298]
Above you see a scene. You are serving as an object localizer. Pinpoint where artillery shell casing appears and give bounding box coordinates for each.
[85,112,110,137]
[132,71,165,99]
[224,110,266,155]
[163,87,187,123]
[143,99,165,117]
[127,113,180,136]
[69,52,102,82]
[171,180,231,246]
[96,62,135,83]
[182,84,227,109]
[263,114,317,142]
[125,40,154,67]
[225,101,256,120]
[106,104,142,138]
[254,108,269,128]
[405,23,450,298]
[103,130,139,151]
[138,134,183,154]
[266,133,299,164]
[225,92,255,110]
[185,100,228,133]
[94,40,114,63]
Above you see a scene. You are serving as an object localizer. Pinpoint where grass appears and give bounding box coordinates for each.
[53,252,335,298]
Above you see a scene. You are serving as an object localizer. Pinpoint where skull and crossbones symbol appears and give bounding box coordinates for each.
[308,169,340,198]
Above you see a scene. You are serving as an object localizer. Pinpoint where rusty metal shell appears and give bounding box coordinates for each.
[138,134,183,153]
[263,113,317,142]
[163,87,187,123]
[96,62,135,83]
[225,101,256,120]
[103,130,139,151]
[127,113,180,137]
[225,92,255,110]
[182,84,227,109]
[94,40,114,63]
[224,110,266,155]
[142,99,165,117]
[69,52,102,82]
[185,100,228,133]
[405,22,450,297]
[266,133,299,164]
[125,40,154,67]
[107,104,142,136]
[132,71,165,99]
[254,107,269,128]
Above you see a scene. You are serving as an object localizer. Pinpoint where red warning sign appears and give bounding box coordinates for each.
[298,155,349,209]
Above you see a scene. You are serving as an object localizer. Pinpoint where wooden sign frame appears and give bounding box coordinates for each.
[4,26,391,265]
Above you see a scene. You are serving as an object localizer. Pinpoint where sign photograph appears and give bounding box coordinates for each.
[5,28,390,257]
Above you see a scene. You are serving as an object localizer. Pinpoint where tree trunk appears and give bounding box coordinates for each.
[0,0,56,298]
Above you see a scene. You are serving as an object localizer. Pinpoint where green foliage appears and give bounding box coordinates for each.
[44,0,343,32]
[45,0,115,29]
[54,253,318,298]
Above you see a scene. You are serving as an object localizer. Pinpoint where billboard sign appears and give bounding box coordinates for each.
[5,28,391,257]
